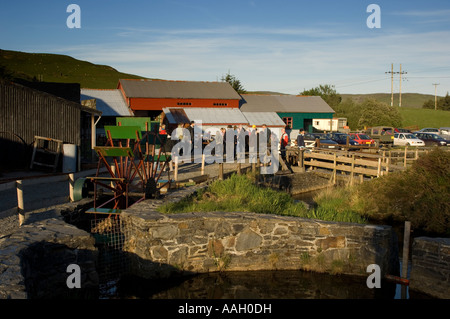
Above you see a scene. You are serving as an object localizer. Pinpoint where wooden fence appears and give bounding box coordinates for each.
[301,146,442,185]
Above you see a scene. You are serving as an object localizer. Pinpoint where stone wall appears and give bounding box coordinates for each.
[410,237,450,299]
[0,199,99,299]
[120,188,399,280]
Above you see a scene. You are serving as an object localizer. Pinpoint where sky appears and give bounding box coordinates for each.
[1,0,450,96]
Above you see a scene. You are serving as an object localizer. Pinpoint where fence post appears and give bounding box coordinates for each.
[350,154,355,186]
[16,180,25,226]
[201,153,205,175]
[332,153,337,185]
[404,146,408,167]
[377,157,382,177]
[401,221,411,280]
[69,173,75,202]
[174,156,179,181]
[219,163,224,180]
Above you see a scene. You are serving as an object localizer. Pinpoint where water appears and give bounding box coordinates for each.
[115,270,431,299]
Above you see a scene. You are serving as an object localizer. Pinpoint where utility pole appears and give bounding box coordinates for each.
[385,63,394,107]
[432,83,440,110]
[399,64,407,107]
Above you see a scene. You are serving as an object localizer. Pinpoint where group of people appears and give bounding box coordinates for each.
[159,121,307,160]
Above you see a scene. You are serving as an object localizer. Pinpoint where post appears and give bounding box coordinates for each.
[401,220,411,299]
[377,157,382,177]
[219,163,224,180]
[16,180,25,226]
[69,173,75,202]
[174,156,179,181]
[404,146,408,168]
[350,154,355,186]
[237,162,241,175]
[332,153,337,185]
[201,153,205,175]
[401,221,411,279]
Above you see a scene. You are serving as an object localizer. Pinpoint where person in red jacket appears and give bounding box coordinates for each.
[280,128,289,159]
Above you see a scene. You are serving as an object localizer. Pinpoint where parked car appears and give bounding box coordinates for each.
[394,128,411,133]
[439,127,450,137]
[303,133,339,149]
[349,133,375,146]
[413,133,449,147]
[364,126,395,146]
[328,132,360,147]
[415,128,440,134]
[393,133,425,147]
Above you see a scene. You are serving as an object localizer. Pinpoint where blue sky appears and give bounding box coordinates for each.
[1,0,450,96]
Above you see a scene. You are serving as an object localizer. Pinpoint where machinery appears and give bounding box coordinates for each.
[73,117,172,214]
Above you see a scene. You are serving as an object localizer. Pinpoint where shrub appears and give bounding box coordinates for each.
[349,148,450,235]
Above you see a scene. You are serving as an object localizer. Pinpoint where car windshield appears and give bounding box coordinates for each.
[405,134,417,139]
[358,134,371,139]
[433,134,444,140]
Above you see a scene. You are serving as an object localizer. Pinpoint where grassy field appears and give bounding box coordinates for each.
[398,107,450,129]
[0,49,147,88]
[341,93,436,109]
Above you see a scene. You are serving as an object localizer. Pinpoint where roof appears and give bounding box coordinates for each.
[240,94,335,113]
[163,107,248,125]
[242,112,286,127]
[81,89,132,116]
[119,79,242,100]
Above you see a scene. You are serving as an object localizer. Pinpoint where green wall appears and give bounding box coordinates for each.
[277,112,334,132]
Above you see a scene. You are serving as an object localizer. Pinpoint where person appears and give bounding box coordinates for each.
[159,123,167,135]
[187,121,195,156]
[297,128,306,149]
[261,124,271,147]
[280,128,289,158]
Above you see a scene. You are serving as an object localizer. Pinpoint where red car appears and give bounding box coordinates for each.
[349,133,375,145]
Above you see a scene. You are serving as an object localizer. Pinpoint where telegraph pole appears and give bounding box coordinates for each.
[399,64,407,107]
[432,83,440,110]
[385,63,394,106]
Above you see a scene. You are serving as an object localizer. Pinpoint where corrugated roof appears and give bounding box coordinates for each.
[81,89,132,116]
[240,94,335,113]
[119,79,242,100]
[242,112,286,127]
[163,107,248,125]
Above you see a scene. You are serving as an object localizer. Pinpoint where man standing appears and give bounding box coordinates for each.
[297,128,306,149]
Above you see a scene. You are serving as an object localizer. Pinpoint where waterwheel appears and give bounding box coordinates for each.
[76,117,172,213]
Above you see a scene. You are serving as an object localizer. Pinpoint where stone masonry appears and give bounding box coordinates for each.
[410,237,450,299]
[120,184,400,280]
[0,199,99,299]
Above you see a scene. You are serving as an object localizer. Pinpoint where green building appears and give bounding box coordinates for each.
[240,94,335,136]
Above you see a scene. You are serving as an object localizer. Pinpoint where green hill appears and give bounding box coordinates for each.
[0,49,148,89]
[341,93,435,109]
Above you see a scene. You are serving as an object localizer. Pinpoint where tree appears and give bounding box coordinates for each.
[423,93,450,111]
[299,84,342,108]
[221,71,246,94]
[357,98,403,129]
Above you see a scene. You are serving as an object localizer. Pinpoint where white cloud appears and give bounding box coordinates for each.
[50,26,450,95]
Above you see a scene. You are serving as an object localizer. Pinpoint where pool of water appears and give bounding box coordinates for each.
[114,270,431,299]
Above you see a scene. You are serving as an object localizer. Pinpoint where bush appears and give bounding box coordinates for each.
[350,148,450,235]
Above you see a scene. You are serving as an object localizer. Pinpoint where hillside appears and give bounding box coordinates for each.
[0,49,147,89]
[341,93,435,109]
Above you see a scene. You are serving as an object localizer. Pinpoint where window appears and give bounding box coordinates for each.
[282,117,293,128]
[177,102,192,106]
[213,102,228,106]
